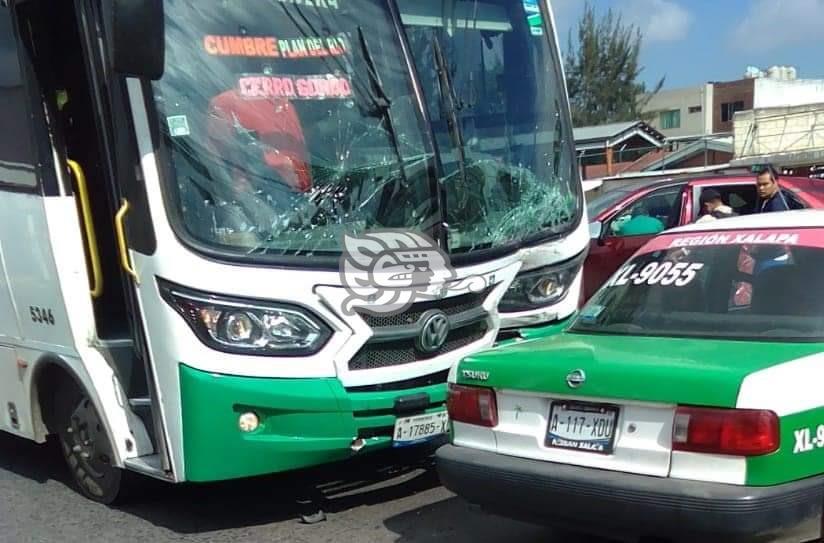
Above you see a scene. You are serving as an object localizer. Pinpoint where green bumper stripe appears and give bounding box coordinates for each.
[179,364,447,482]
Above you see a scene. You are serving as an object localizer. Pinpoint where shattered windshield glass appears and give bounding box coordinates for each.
[152,0,581,258]
[399,0,581,253]
[154,0,438,256]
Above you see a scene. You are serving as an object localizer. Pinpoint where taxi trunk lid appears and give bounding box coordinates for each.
[455,333,821,477]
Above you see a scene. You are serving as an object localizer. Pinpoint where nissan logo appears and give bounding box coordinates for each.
[566,369,586,389]
[415,310,450,354]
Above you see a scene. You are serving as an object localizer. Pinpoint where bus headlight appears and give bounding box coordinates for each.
[499,252,586,312]
[158,280,331,356]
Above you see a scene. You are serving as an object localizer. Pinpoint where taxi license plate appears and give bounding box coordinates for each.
[545,401,619,454]
[393,412,448,447]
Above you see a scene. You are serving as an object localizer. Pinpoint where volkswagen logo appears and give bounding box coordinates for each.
[415,310,450,354]
[566,369,586,389]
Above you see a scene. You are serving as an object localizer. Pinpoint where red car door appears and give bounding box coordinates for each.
[582,185,685,301]
[583,235,651,300]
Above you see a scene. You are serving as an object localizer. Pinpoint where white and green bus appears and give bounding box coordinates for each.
[0,0,585,503]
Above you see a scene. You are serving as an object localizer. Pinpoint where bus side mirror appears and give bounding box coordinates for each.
[109,0,165,80]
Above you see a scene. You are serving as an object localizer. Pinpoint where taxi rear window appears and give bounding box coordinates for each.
[572,229,824,341]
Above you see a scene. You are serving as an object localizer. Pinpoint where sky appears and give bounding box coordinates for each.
[551,0,824,90]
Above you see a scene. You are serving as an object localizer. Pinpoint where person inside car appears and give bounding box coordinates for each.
[755,165,790,213]
[696,188,736,223]
[614,206,666,236]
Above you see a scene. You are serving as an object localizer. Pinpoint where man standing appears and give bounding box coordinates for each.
[696,188,736,223]
[755,165,790,213]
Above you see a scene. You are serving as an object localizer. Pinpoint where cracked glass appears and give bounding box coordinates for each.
[152,0,580,259]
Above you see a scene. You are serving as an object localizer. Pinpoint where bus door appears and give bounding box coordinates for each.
[11,0,170,471]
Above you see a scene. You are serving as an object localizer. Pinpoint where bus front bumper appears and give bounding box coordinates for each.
[436,445,824,543]
[178,364,447,482]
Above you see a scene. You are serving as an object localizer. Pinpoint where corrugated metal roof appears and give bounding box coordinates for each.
[642,138,733,171]
[573,122,638,142]
[574,121,667,154]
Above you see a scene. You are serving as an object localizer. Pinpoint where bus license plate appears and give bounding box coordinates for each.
[393,412,448,447]
[546,401,619,454]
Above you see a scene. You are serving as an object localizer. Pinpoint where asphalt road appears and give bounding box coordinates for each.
[0,433,612,543]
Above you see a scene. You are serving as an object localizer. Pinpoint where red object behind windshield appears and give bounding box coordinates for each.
[207,90,312,192]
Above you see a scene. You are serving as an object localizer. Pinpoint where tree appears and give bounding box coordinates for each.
[564,2,664,127]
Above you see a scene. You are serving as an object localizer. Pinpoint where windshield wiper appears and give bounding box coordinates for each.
[431,35,468,186]
[355,26,409,186]
[277,4,409,182]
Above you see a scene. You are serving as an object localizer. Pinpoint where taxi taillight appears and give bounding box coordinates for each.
[672,406,779,456]
[447,384,498,427]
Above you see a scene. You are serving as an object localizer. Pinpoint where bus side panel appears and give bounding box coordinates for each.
[0,193,74,349]
[0,345,27,437]
[0,191,76,442]
[0,237,21,340]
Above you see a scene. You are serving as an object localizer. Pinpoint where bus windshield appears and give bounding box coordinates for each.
[152,0,580,259]
[399,0,580,254]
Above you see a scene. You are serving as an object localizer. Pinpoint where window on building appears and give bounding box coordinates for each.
[688,105,702,114]
[721,100,745,123]
[659,109,681,130]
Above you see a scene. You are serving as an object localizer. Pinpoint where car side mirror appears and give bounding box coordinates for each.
[589,221,604,244]
[107,0,165,80]
[588,221,602,239]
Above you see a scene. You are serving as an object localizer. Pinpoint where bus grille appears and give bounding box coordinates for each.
[349,322,488,371]
[349,288,492,372]
[356,288,491,329]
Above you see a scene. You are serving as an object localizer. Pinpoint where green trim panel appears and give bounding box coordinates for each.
[748,406,824,486]
[179,364,447,482]
[457,333,824,408]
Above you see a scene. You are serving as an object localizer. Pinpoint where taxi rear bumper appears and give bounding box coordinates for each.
[437,444,824,542]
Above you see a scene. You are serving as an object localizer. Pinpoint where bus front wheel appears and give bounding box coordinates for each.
[55,384,125,504]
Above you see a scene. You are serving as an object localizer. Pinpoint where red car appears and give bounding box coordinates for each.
[583,174,824,301]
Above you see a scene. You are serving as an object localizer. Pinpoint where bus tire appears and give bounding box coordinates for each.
[55,382,126,505]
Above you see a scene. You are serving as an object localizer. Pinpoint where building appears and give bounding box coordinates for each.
[573,121,733,183]
[573,121,666,180]
[640,78,753,137]
[711,66,824,134]
[581,136,736,199]
[641,84,713,138]
[752,78,824,109]
[711,78,754,134]
[641,66,824,137]
[580,67,824,187]
[642,136,733,172]
[728,66,824,176]
[732,103,824,176]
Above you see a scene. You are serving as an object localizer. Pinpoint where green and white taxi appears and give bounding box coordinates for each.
[437,210,824,543]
